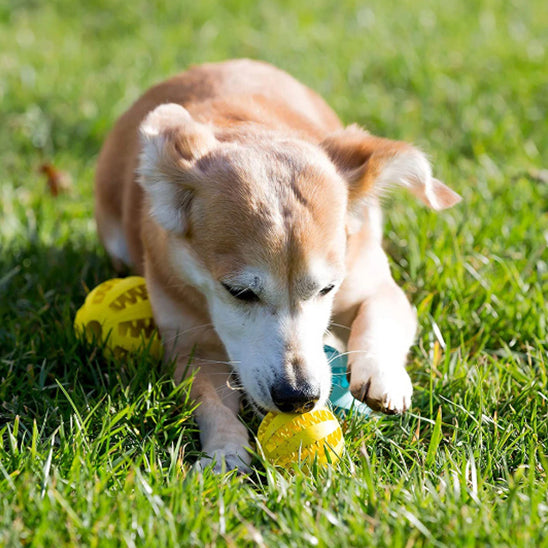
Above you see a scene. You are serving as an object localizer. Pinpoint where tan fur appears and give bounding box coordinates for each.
[95,59,460,472]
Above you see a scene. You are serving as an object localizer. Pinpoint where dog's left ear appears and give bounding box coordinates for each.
[321,125,461,228]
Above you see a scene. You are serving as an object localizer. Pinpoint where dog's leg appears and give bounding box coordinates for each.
[147,275,251,473]
[177,358,251,473]
[347,279,416,414]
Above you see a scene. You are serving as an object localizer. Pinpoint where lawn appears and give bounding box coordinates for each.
[1,0,547,546]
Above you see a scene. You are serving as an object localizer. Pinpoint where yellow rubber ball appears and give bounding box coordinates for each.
[257,407,344,468]
[74,276,162,359]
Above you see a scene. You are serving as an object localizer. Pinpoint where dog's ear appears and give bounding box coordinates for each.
[138,103,217,234]
[321,125,461,230]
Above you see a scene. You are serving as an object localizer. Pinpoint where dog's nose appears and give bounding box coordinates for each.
[271,382,320,414]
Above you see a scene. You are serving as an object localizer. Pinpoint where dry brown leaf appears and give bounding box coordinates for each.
[39,162,72,197]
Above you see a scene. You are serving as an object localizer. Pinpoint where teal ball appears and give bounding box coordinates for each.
[325,345,371,417]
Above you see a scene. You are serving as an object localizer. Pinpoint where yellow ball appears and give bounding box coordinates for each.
[74,276,162,359]
[257,407,344,468]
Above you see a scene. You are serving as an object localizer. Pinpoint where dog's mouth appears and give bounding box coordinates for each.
[226,370,270,417]
[226,365,325,417]
[225,370,261,405]
[246,397,268,418]
[223,365,269,414]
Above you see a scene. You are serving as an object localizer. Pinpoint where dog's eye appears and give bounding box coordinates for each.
[319,284,335,296]
[222,283,260,303]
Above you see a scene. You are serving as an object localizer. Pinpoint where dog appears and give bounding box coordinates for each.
[94,59,460,472]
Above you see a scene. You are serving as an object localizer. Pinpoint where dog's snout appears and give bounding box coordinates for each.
[271,382,320,414]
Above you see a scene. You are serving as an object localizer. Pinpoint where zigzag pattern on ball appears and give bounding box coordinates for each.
[74,277,162,359]
[258,407,344,468]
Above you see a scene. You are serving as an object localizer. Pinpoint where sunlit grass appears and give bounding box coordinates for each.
[1,0,547,545]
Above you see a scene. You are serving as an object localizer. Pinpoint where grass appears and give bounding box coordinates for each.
[1,0,547,545]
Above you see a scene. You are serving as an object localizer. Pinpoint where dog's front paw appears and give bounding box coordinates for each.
[194,446,252,475]
[349,361,412,414]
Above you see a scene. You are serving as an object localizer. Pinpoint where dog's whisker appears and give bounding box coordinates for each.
[326,349,373,365]
[191,366,241,372]
[210,390,242,406]
[225,381,244,392]
[212,385,243,397]
[190,358,240,366]
[160,323,215,344]
[328,322,351,331]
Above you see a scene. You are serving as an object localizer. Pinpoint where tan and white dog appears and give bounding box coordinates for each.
[95,59,460,471]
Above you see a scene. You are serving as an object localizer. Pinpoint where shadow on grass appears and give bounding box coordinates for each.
[0,236,201,461]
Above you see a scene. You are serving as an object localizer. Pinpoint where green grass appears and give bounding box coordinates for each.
[1,0,547,545]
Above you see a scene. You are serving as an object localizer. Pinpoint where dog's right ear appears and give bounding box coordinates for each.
[137,103,217,235]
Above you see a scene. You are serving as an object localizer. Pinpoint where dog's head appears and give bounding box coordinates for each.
[138,103,460,413]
